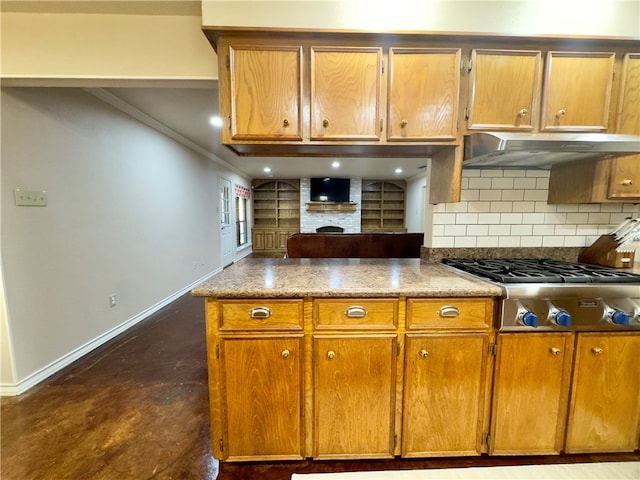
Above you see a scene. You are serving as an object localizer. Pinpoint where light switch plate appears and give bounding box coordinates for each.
[14,189,47,207]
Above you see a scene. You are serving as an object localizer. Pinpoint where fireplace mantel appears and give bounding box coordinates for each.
[305,202,357,212]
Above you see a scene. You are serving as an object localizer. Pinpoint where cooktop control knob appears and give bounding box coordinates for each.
[554,310,572,327]
[520,310,539,328]
[611,309,631,326]
[545,301,571,328]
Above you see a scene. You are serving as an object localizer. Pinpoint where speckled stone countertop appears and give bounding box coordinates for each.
[191,258,503,298]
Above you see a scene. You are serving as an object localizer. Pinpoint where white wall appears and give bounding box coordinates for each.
[202,0,640,37]
[405,176,427,234]
[0,87,247,393]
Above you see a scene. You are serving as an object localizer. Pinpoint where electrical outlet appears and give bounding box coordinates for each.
[14,189,47,207]
[109,294,117,308]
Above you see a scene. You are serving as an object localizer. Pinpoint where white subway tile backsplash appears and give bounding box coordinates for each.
[489,202,513,213]
[501,213,523,224]
[454,236,477,247]
[444,224,467,236]
[467,224,489,236]
[513,177,537,189]
[502,190,525,201]
[520,236,543,247]
[456,213,479,224]
[478,213,502,224]
[431,168,638,249]
[488,224,511,236]
[492,177,515,189]
[523,189,548,201]
[469,177,492,189]
[479,190,502,201]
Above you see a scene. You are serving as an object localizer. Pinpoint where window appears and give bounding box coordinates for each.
[235,185,250,247]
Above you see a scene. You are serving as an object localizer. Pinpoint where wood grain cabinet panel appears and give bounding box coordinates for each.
[565,333,640,453]
[402,334,489,457]
[220,336,304,461]
[617,53,640,135]
[387,48,460,141]
[490,333,573,455]
[466,49,541,131]
[313,334,397,459]
[540,51,615,132]
[228,45,303,141]
[310,46,383,141]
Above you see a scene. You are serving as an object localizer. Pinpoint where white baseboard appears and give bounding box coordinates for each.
[0,269,220,396]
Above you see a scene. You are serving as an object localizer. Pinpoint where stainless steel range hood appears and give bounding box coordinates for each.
[463,132,640,169]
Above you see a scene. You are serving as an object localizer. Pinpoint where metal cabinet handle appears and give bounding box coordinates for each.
[249,306,272,319]
[345,306,367,318]
[283,118,289,127]
[556,109,566,117]
[322,119,329,128]
[400,119,408,127]
[620,179,633,186]
[519,108,528,116]
[327,350,336,360]
[550,347,561,356]
[438,306,460,318]
[281,349,290,359]
[591,347,604,355]
[419,349,429,358]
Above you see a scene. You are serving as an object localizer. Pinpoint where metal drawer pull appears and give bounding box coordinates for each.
[282,118,289,127]
[621,179,633,186]
[591,347,604,355]
[281,349,290,359]
[550,348,561,356]
[518,108,528,116]
[438,306,460,318]
[345,306,367,318]
[419,349,429,358]
[327,350,336,360]
[557,109,566,117]
[249,306,272,319]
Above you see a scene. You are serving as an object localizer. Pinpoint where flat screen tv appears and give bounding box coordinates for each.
[310,177,350,203]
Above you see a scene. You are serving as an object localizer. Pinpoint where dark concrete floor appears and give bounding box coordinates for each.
[2,291,638,480]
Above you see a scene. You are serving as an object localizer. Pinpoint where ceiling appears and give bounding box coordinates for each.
[104,86,430,181]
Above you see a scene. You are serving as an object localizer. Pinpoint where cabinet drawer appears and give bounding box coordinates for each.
[314,299,398,330]
[407,298,493,330]
[219,299,303,331]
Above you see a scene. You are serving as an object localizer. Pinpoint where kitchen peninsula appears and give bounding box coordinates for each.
[192,258,501,461]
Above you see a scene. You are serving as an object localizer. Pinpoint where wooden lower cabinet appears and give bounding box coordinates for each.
[219,335,305,461]
[565,333,640,453]
[402,333,490,457]
[313,334,397,459]
[490,333,574,455]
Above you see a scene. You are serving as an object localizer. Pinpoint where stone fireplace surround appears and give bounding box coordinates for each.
[299,177,362,233]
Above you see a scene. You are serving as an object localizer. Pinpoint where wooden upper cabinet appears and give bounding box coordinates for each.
[617,53,640,134]
[229,45,303,141]
[540,51,615,132]
[387,48,461,141]
[310,46,383,141]
[467,49,541,131]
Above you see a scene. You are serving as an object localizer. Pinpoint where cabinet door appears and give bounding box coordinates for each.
[313,334,396,459]
[540,51,614,132]
[490,333,573,455]
[565,333,640,453]
[229,45,303,140]
[310,47,383,141]
[388,48,460,141]
[220,336,304,461]
[467,49,541,131]
[403,334,489,457]
[607,156,640,200]
[617,53,640,134]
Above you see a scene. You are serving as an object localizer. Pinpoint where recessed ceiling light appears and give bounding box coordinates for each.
[332,161,340,168]
[209,116,223,128]
[263,167,271,173]
[395,168,403,174]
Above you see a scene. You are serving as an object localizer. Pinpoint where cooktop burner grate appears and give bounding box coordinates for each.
[443,258,640,284]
